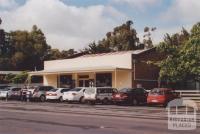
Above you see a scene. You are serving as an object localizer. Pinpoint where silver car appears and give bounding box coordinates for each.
[31,86,54,102]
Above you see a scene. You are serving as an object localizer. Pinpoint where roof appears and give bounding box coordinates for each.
[29,66,132,75]
[0,71,22,75]
[78,49,150,58]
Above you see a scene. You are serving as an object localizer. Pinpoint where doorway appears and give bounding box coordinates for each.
[79,79,89,87]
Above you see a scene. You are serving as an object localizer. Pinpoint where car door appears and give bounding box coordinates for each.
[134,88,146,103]
[107,88,114,100]
[60,88,69,97]
[76,88,85,100]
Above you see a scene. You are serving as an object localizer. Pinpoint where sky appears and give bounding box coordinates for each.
[0,0,200,50]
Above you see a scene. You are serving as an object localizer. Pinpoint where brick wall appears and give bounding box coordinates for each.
[132,48,164,90]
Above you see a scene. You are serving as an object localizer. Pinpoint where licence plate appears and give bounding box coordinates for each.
[116,94,120,98]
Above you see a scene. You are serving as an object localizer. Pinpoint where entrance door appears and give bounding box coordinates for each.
[79,80,89,87]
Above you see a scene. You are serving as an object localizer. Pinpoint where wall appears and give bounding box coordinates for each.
[132,48,163,89]
[116,70,132,89]
[112,70,132,89]
[44,52,132,71]
[43,74,57,88]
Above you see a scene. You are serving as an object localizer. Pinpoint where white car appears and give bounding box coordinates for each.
[84,87,118,105]
[0,87,13,99]
[46,88,70,102]
[62,87,87,103]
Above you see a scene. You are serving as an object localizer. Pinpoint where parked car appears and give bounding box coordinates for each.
[0,87,11,99]
[31,86,54,102]
[84,87,118,105]
[46,88,71,102]
[147,88,179,107]
[62,87,87,103]
[0,85,11,90]
[112,88,148,105]
[21,86,37,100]
[8,87,22,100]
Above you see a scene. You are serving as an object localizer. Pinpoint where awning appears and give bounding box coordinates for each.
[29,66,132,76]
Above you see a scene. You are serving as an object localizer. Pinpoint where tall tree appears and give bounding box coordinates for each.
[156,22,200,83]
[85,20,140,54]
[3,25,51,71]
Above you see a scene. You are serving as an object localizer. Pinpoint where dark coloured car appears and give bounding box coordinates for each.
[147,88,179,107]
[112,88,148,105]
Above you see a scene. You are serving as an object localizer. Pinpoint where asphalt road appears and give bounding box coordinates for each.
[0,101,199,134]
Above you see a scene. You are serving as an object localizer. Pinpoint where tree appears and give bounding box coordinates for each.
[61,49,77,58]
[12,71,28,84]
[143,26,156,49]
[1,25,51,71]
[85,20,140,54]
[156,22,200,83]
[4,73,16,83]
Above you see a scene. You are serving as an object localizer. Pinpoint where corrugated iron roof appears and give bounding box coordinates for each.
[79,49,150,58]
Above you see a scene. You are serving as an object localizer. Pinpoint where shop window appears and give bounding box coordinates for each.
[96,73,112,87]
[60,75,72,88]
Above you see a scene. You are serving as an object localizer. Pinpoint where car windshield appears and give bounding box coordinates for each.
[12,88,21,91]
[70,88,82,92]
[1,88,10,91]
[0,86,10,89]
[119,88,132,93]
[150,88,164,95]
[50,89,58,92]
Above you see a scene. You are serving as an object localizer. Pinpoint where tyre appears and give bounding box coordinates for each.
[40,95,46,102]
[59,96,63,102]
[102,98,109,105]
[79,96,85,104]
[132,99,138,106]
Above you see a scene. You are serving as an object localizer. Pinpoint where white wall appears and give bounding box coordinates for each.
[44,52,132,71]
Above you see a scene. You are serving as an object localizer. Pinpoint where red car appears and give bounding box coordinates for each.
[147,88,179,107]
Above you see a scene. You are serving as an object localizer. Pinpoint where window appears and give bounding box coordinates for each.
[12,88,21,91]
[96,73,112,87]
[70,88,82,92]
[50,89,58,92]
[60,75,72,88]
[61,88,70,93]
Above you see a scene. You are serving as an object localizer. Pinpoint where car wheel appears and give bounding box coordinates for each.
[102,98,109,105]
[79,97,85,104]
[59,96,63,102]
[40,95,46,102]
[132,99,138,106]
[163,102,168,107]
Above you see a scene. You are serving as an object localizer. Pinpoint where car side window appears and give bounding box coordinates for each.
[113,88,118,93]
[135,88,142,94]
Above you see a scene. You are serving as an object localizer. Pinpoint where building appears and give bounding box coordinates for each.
[0,71,22,84]
[29,48,162,89]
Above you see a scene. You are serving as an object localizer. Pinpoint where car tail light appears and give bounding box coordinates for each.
[51,93,57,96]
[72,93,77,96]
[121,94,128,98]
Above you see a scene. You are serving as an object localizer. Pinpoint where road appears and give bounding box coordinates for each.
[0,100,199,134]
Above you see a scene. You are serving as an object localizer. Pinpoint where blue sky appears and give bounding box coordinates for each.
[0,0,200,50]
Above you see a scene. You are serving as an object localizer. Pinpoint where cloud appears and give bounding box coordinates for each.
[160,0,200,24]
[0,0,127,50]
[112,0,161,10]
[0,0,18,9]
